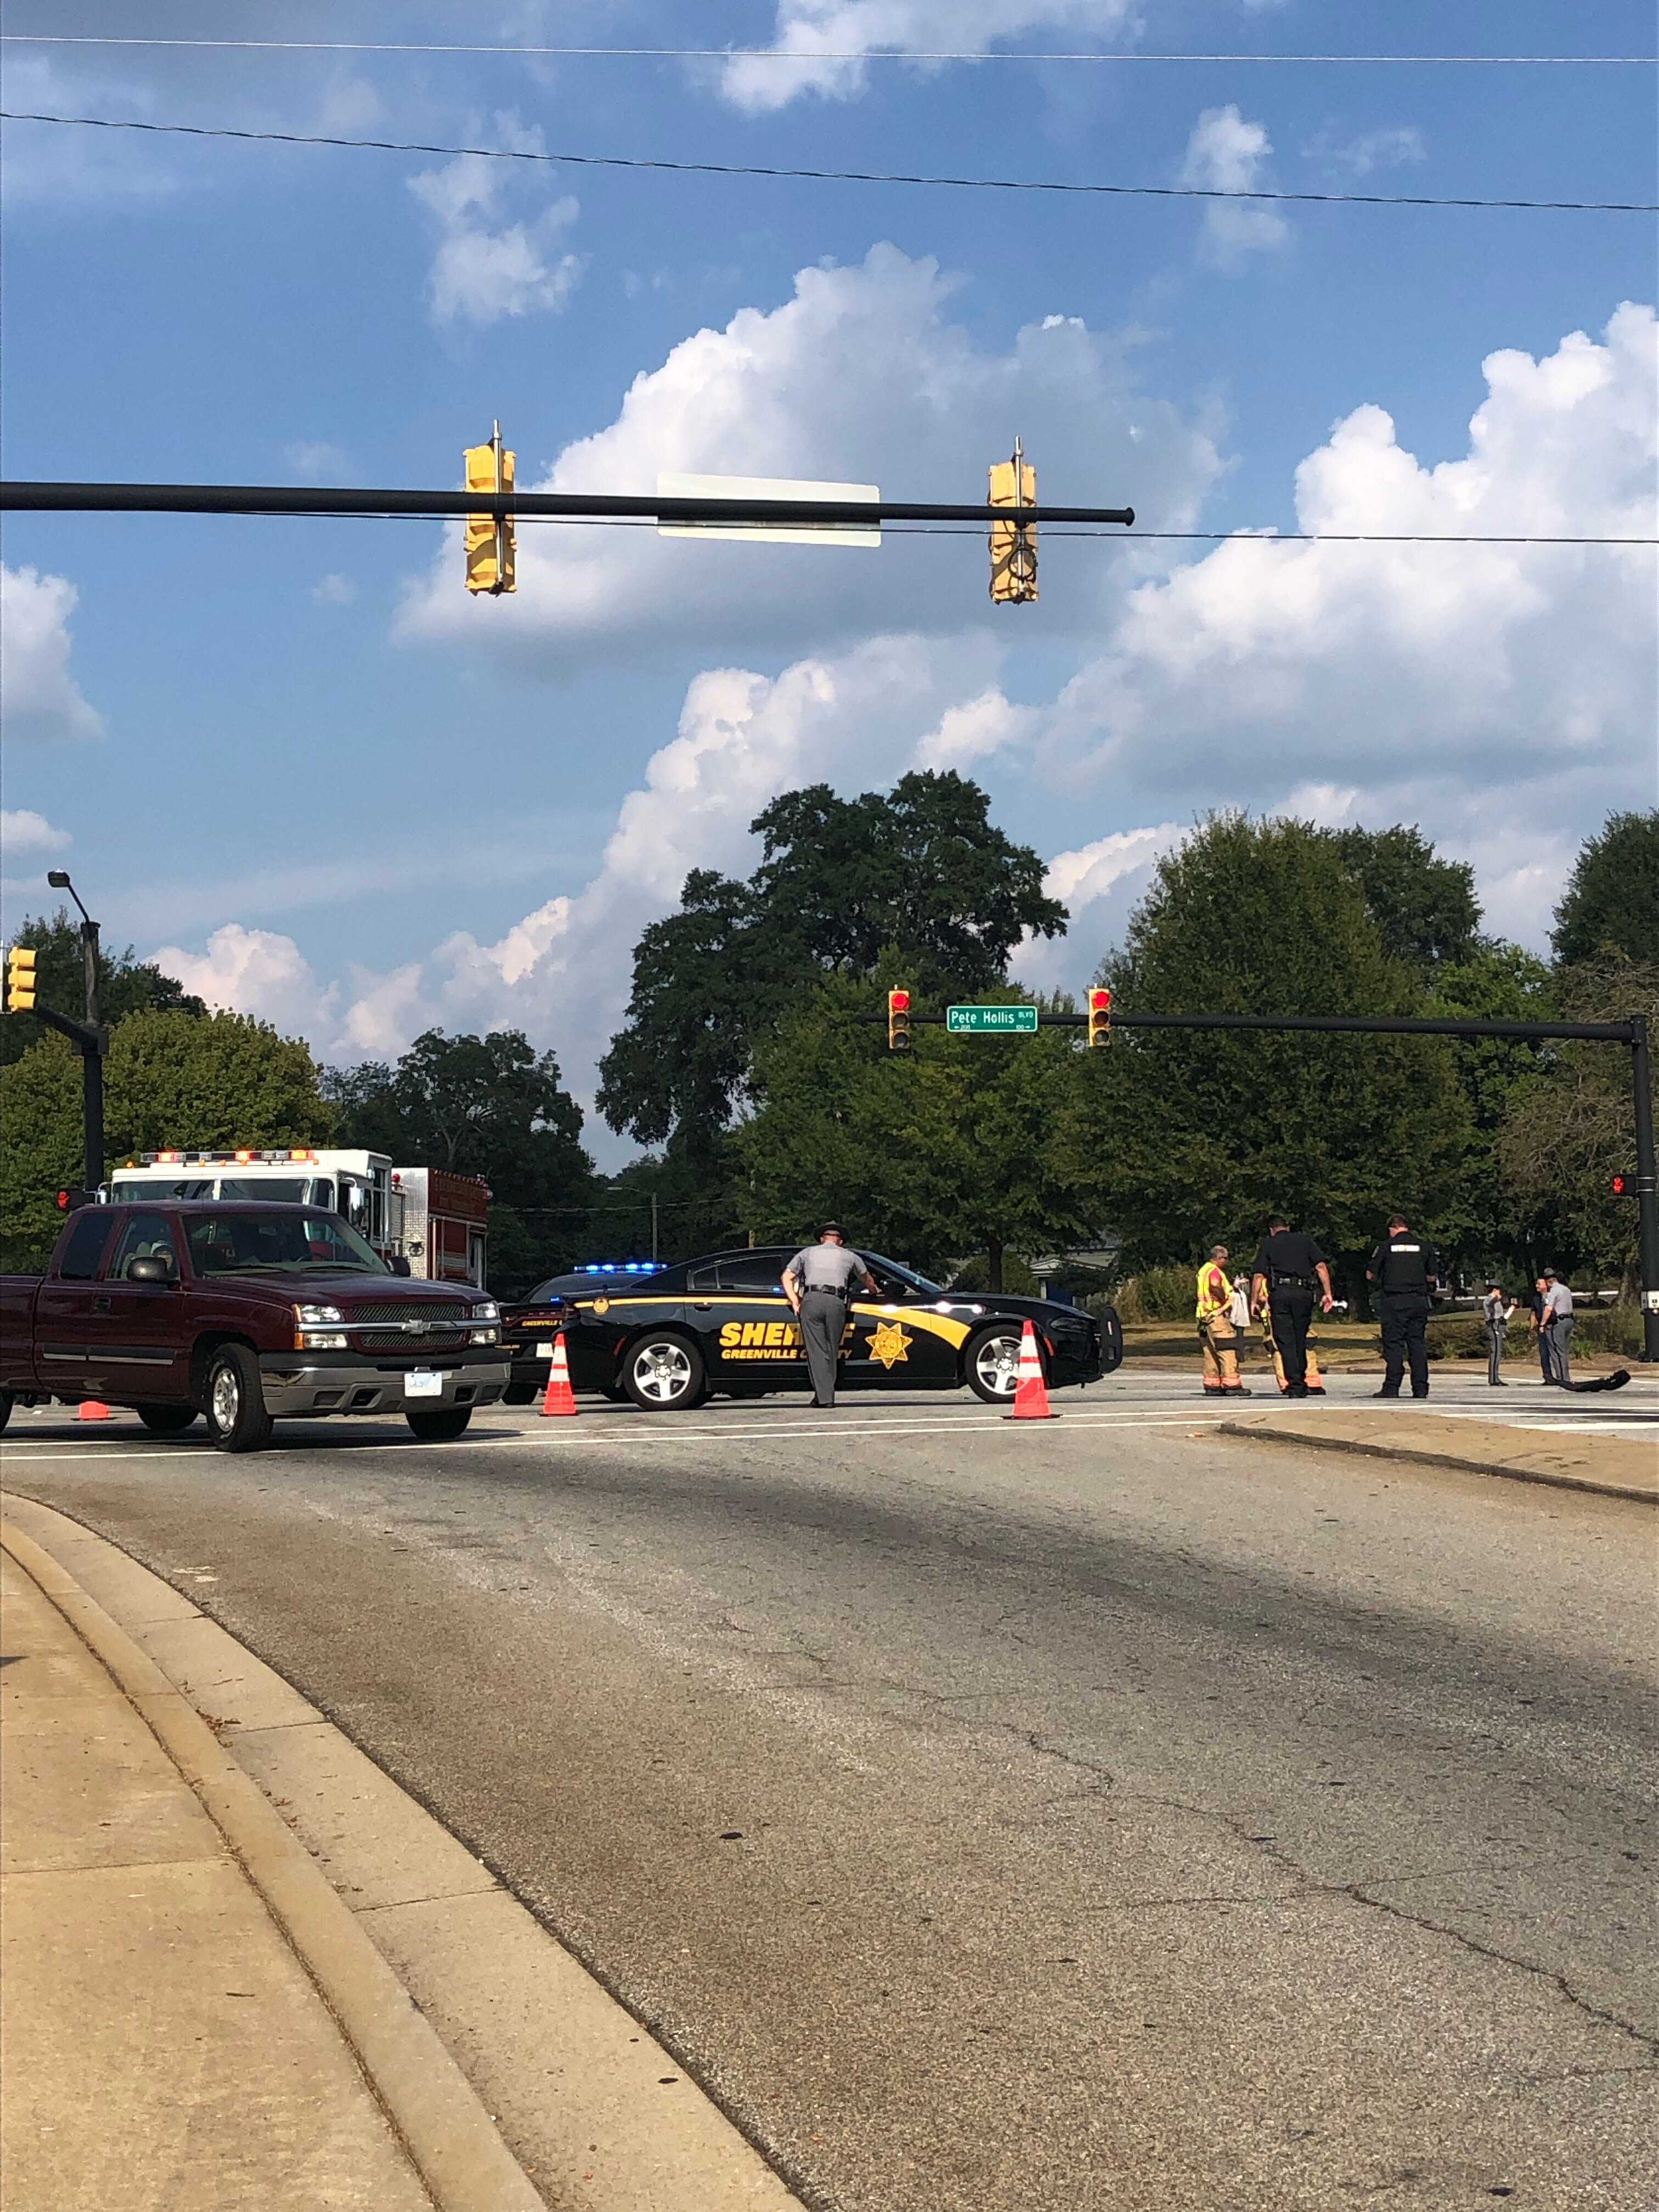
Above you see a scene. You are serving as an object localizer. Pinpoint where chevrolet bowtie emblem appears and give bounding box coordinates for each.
[401,1318,429,1334]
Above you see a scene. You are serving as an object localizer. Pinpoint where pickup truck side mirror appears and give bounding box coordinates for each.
[127,1255,178,1285]
[387,1255,413,1277]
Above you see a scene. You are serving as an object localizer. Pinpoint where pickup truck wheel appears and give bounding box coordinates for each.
[621,1331,704,1412]
[137,1403,199,1436]
[405,1408,473,1442]
[0,1390,12,1436]
[202,1346,274,1453]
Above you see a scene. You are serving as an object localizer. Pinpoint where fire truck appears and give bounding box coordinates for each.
[104,1149,490,1288]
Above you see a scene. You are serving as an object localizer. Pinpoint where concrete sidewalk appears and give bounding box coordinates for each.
[1218,1405,1657,1503]
[1,1546,436,2212]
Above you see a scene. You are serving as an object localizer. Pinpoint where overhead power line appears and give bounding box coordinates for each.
[4,112,1654,214]
[4,35,1650,65]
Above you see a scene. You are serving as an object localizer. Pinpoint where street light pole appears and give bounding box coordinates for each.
[46,869,105,1194]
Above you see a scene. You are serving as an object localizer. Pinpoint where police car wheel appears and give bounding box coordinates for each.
[622,1331,704,1412]
[966,1325,1026,1404]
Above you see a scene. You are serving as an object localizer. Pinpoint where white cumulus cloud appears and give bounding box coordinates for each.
[397,244,1224,669]
[1181,105,1288,269]
[147,923,341,1043]
[1,809,72,856]
[1,566,104,742]
[408,121,584,325]
[721,0,1132,109]
[1042,301,1658,951]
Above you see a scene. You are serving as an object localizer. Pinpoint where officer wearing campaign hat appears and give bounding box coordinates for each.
[783,1223,878,1409]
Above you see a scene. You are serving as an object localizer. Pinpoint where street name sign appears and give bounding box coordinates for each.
[657,473,881,546]
[947,1004,1039,1034]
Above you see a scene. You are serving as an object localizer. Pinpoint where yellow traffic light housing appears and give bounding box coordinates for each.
[1087,986,1112,1047]
[4,944,38,1012]
[888,988,912,1052]
[989,438,1037,604]
[464,422,516,594]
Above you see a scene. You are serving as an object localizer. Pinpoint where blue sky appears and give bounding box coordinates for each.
[3,2,1655,1163]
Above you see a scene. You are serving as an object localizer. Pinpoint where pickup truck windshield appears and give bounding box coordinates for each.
[187,1211,388,1277]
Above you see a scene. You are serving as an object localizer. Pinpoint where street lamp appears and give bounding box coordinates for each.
[44,868,104,1190]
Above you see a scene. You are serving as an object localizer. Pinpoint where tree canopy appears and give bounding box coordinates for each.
[597,771,1065,1158]
[742,974,1097,1287]
[1,1010,333,1269]
[1327,826,1482,977]
[325,1028,595,1293]
[1,909,204,1066]
[1551,810,1659,968]
[1071,814,1470,1285]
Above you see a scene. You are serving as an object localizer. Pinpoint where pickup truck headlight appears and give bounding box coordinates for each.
[294,1302,345,1327]
[471,1301,500,1324]
[467,1325,501,1344]
[301,1332,349,1351]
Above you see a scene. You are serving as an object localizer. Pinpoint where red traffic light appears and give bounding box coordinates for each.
[1089,988,1111,1012]
[57,1188,71,1209]
[889,989,910,1011]
[1611,1172,1630,1195]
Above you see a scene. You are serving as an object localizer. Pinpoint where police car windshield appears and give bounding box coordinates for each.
[863,1252,946,1297]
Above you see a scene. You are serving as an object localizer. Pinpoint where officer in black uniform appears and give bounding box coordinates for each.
[1249,1217,1335,1399]
[1366,1211,1438,1399]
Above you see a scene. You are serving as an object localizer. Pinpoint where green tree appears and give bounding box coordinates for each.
[325,1029,596,1290]
[1425,943,1558,1271]
[1,1010,334,1269]
[1327,826,1482,977]
[1070,814,1470,1294]
[742,973,1098,1288]
[598,771,1066,1158]
[1498,960,1658,1286]
[2,909,204,1066]
[1551,810,1659,967]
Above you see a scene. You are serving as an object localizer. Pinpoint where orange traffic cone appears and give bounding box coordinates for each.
[1006,1319,1055,1420]
[540,1330,578,1417]
[77,1400,114,1421]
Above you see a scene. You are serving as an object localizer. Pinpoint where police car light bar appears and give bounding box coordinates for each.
[575,1261,664,1274]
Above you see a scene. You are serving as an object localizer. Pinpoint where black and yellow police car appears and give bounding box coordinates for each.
[500,1249,1121,1412]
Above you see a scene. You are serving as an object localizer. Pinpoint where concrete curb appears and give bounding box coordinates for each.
[0,1517,546,2212]
[1214,1423,1655,1505]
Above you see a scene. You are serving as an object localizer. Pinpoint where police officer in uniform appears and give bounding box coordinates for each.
[1366,1211,1438,1398]
[783,1223,878,1410]
[1249,1216,1335,1399]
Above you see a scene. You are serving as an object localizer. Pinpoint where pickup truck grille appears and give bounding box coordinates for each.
[348,1299,472,1324]
[356,1327,468,1354]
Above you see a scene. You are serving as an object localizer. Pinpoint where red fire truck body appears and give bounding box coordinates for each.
[390,1167,491,1289]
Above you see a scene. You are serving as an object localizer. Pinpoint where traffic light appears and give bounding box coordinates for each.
[888,988,912,1052]
[1611,1172,1635,1197]
[989,438,1037,604]
[464,422,516,594]
[56,1187,93,1212]
[1087,986,1112,1047]
[4,944,37,1012]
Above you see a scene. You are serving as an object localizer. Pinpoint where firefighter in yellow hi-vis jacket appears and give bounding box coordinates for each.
[1252,1275,1327,1395]
[1195,1246,1251,1397]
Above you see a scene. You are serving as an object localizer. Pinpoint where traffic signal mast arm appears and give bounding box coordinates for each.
[0,481,1135,528]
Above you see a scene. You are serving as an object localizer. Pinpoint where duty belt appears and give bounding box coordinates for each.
[1271,1273,1313,1288]
[803,1283,850,1299]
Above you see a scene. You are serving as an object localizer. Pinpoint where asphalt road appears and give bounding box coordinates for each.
[4,1375,1655,2211]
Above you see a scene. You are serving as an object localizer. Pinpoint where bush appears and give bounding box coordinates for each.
[1574,1302,1644,1357]
[1120,1265,1195,1323]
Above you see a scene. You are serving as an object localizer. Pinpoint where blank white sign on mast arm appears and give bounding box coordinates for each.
[657,472,881,546]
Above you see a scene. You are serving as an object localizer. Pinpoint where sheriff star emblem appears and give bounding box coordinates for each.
[867,1319,912,1369]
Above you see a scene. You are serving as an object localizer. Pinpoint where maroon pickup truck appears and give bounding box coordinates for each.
[0,1201,509,1452]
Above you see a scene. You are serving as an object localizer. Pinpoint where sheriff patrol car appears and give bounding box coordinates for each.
[500,1247,1120,1411]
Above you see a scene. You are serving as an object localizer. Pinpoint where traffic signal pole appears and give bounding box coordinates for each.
[877,1000,1659,1361]
[1630,1014,1659,1361]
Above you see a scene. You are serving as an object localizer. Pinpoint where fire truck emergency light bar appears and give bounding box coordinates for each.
[143,1148,323,1164]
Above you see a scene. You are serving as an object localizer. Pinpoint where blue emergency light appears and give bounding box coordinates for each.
[576,1261,664,1274]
